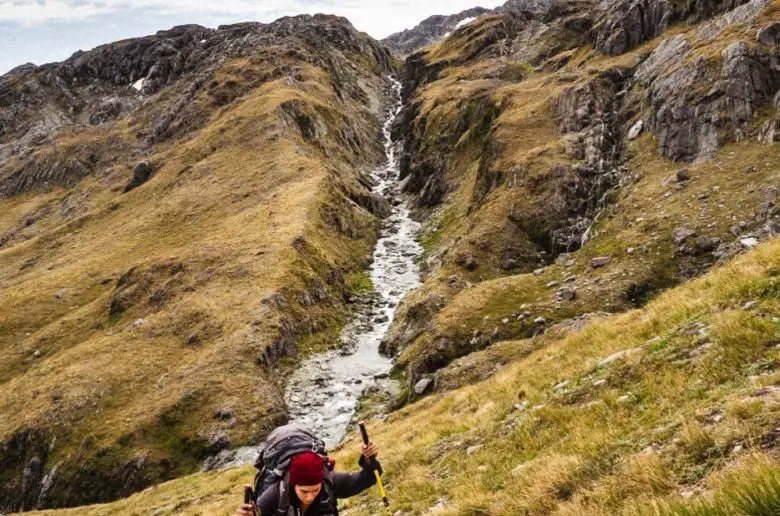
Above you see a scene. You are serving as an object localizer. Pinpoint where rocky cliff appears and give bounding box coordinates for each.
[384,0,779,402]
[0,15,394,511]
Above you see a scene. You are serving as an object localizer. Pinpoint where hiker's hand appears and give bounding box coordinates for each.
[362,442,379,460]
[236,503,254,516]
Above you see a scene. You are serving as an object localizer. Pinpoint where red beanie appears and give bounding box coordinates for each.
[289,451,325,486]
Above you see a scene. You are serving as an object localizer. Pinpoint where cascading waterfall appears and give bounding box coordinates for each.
[283,76,422,446]
[202,77,421,469]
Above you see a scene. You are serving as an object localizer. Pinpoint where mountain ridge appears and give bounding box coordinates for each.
[0,14,395,511]
[0,0,778,514]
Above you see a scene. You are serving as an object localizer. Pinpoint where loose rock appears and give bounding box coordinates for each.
[558,288,577,301]
[414,377,433,395]
[672,227,696,244]
[757,22,780,45]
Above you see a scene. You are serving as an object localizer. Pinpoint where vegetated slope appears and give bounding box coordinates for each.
[17,2,780,514]
[28,237,780,515]
[384,0,780,403]
[381,7,495,57]
[380,0,553,57]
[0,15,394,511]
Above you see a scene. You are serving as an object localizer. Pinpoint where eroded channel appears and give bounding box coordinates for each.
[204,77,420,469]
[285,77,421,446]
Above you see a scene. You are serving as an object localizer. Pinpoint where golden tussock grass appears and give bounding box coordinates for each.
[43,236,777,515]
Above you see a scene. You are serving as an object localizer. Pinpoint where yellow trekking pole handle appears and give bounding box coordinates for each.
[359,421,389,507]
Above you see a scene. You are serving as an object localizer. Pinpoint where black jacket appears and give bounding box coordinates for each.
[257,457,381,516]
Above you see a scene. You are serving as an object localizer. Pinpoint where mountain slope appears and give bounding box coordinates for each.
[2,0,779,513]
[380,0,554,57]
[28,236,780,515]
[0,15,394,511]
[384,0,779,402]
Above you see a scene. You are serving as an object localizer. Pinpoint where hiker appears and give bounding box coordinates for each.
[236,441,382,515]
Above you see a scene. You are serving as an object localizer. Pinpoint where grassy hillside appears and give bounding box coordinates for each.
[3,1,779,513]
[27,236,779,515]
[385,0,780,401]
[0,17,394,510]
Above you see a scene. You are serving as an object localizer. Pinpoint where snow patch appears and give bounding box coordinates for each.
[628,120,644,140]
[132,78,145,92]
[456,16,477,28]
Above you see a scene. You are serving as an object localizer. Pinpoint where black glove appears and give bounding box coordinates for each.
[359,454,383,475]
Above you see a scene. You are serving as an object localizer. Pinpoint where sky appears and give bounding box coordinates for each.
[0,0,506,75]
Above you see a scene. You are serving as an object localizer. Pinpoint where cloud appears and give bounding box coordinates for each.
[0,0,277,25]
[0,0,505,37]
[0,0,507,73]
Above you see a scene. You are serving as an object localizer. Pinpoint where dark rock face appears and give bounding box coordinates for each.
[595,0,672,55]
[641,38,778,161]
[0,429,52,513]
[594,0,754,55]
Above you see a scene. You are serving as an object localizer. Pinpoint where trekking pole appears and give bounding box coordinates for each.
[358,421,389,507]
[244,484,258,516]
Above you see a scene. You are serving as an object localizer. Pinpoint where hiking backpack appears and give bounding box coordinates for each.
[252,424,334,514]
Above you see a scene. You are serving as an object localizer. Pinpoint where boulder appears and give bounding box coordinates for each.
[757,22,780,45]
[590,256,612,268]
[123,162,155,193]
[627,119,644,139]
[466,444,484,455]
[598,347,641,366]
[414,377,434,395]
[558,288,577,301]
[758,119,779,143]
[695,236,718,253]
[672,227,696,244]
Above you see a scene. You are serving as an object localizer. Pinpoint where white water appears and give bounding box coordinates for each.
[203,76,421,469]
[284,76,422,447]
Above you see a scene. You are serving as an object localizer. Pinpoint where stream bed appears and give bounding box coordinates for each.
[204,76,421,469]
[284,76,421,447]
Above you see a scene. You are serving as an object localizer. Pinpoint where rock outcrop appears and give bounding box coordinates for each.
[384,0,779,400]
[637,37,778,162]
[595,0,759,55]
[0,15,392,197]
[381,7,494,57]
[380,0,555,57]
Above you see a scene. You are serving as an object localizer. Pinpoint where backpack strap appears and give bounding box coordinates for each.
[277,471,291,516]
